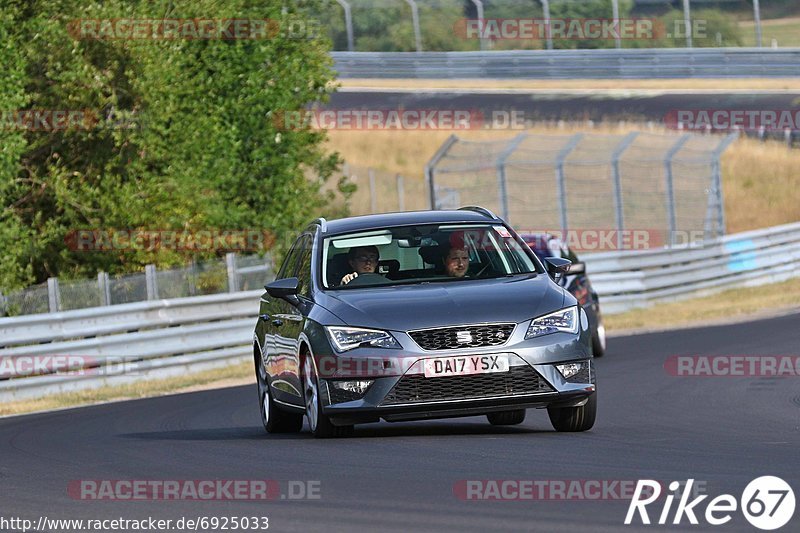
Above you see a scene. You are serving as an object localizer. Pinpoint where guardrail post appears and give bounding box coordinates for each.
[145,264,159,300]
[610,132,639,249]
[664,134,691,246]
[554,134,584,236]
[47,277,61,313]
[425,134,459,210]
[396,174,405,211]
[368,168,377,213]
[98,272,111,306]
[405,0,422,52]
[335,0,355,51]
[226,253,239,293]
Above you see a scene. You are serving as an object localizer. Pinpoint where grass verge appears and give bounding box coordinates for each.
[0,360,253,417]
[740,17,800,47]
[604,277,800,333]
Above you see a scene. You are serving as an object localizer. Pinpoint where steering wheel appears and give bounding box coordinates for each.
[473,263,491,278]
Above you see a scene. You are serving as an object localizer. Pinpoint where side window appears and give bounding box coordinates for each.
[295,235,314,298]
[277,238,302,280]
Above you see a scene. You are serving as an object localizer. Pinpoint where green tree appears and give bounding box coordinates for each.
[0,0,343,290]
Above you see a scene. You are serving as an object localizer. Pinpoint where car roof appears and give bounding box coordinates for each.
[319,209,501,236]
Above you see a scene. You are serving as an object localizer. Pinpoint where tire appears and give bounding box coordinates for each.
[303,356,354,438]
[591,312,606,358]
[255,350,303,434]
[547,392,597,432]
[487,409,526,426]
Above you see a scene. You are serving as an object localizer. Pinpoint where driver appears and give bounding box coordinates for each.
[340,245,380,285]
[442,244,469,278]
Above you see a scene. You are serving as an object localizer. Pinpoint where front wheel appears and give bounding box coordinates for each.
[255,352,302,434]
[548,392,596,432]
[591,312,606,358]
[303,356,353,438]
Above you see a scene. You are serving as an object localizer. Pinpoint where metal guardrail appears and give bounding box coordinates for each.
[3,221,799,402]
[583,221,800,313]
[331,48,800,78]
[0,291,262,402]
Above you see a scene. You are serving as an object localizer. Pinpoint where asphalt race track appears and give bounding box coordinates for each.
[1,312,798,532]
[329,89,800,125]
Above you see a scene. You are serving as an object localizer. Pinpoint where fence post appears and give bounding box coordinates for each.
[495,133,528,223]
[470,0,487,51]
[405,0,422,52]
[753,0,762,48]
[540,0,553,50]
[335,0,355,51]
[611,0,621,49]
[610,132,639,249]
[682,0,692,48]
[554,134,584,237]
[396,174,405,211]
[0,291,7,317]
[226,252,240,293]
[98,272,111,306]
[47,277,61,313]
[145,264,159,300]
[425,134,459,209]
[368,168,377,213]
[707,132,738,239]
[664,134,691,246]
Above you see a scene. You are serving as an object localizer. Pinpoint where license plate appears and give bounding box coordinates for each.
[423,354,509,378]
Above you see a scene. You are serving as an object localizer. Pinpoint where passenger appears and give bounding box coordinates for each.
[442,244,469,278]
[340,245,380,285]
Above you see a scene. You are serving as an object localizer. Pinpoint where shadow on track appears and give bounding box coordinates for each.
[120,421,571,441]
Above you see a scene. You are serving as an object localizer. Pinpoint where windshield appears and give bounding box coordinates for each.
[322,223,542,289]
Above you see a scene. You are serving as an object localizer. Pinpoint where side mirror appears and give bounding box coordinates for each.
[544,257,572,283]
[265,277,299,300]
[568,261,586,275]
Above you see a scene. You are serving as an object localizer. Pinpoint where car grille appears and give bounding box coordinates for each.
[408,323,515,351]
[381,365,553,406]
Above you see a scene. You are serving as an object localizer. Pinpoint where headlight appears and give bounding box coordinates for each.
[325,326,401,352]
[525,306,579,339]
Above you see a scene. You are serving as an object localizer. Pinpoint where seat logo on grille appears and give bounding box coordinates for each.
[455,331,473,344]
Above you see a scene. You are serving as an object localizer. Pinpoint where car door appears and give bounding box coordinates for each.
[269,234,313,403]
[261,238,301,401]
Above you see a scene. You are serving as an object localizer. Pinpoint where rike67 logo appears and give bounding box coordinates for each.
[625,477,795,530]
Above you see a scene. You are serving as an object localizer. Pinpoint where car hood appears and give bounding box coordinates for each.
[321,275,566,331]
